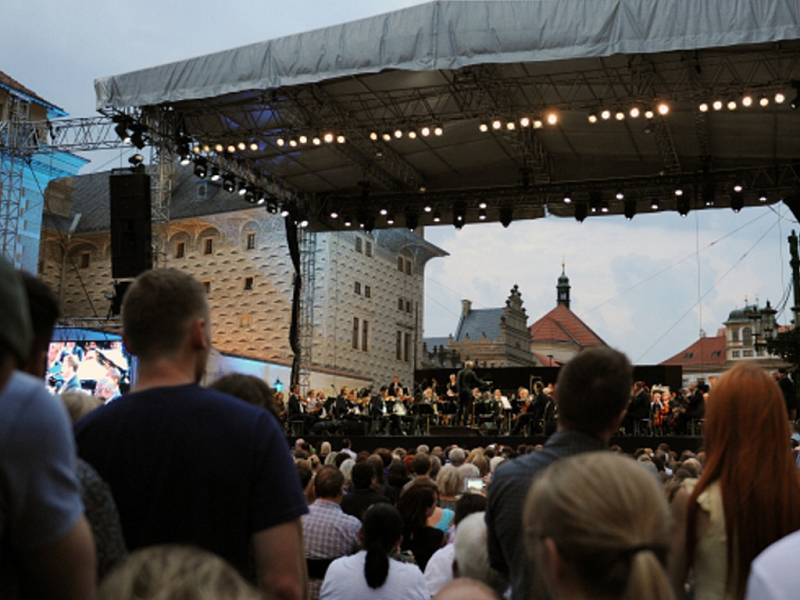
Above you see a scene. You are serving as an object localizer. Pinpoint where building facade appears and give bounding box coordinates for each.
[39,170,445,388]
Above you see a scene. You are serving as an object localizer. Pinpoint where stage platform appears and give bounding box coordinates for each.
[288,433,703,455]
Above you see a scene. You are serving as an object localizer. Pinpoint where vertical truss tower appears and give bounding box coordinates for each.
[0,95,32,266]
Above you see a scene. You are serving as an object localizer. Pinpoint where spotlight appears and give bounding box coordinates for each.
[546,112,558,126]
[369,131,378,141]
[237,182,248,196]
[129,123,146,149]
[405,211,419,230]
[699,102,709,112]
[215,143,225,152]
[432,210,441,223]
[499,206,513,228]
[790,82,800,109]
[742,95,753,108]
[563,193,572,204]
[506,121,516,131]
[615,190,625,201]
[615,111,625,121]
[323,133,334,143]
[574,203,587,222]
[478,202,487,210]
[433,126,443,136]
[674,188,684,197]
[336,135,346,144]
[276,138,285,147]
[731,194,744,213]
[629,107,641,118]
[758,191,768,203]
[453,202,466,229]
[329,209,339,219]
[624,199,636,220]
[280,207,291,218]
[382,132,392,142]
[478,209,487,221]
[408,131,417,139]
[386,213,395,225]
[379,208,388,216]
[533,119,543,129]
[733,183,743,193]
[128,153,144,167]
[423,205,432,213]
[193,157,207,178]
[298,219,309,228]
[313,137,321,145]
[759,96,770,107]
[712,100,723,111]
[727,100,737,111]
[114,122,131,143]
[492,119,502,130]
[210,167,221,182]
[222,175,236,193]
[298,136,308,145]
[650,198,660,211]
[394,129,403,139]
[644,109,655,119]
[520,117,530,127]
[179,152,192,166]
[256,191,266,206]
[600,203,610,214]
[420,126,431,137]
[775,92,786,104]
[419,186,427,193]
[343,216,352,227]
[237,142,247,151]
[588,113,598,124]
[677,196,690,216]
[657,102,670,115]
[479,123,489,132]
[227,144,237,153]
[600,109,612,120]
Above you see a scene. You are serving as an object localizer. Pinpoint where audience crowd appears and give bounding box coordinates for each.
[1,262,800,600]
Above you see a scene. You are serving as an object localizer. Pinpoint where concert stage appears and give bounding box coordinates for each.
[288,432,703,455]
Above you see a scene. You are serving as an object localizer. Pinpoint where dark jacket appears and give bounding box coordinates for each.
[287,395,303,418]
[340,488,391,521]
[456,368,487,401]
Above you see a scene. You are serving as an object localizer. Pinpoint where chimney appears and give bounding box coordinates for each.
[461,299,472,317]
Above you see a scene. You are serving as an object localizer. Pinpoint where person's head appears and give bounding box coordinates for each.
[687,362,800,597]
[209,373,278,417]
[314,465,346,501]
[61,353,79,378]
[121,269,210,381]
[397,481,438,530]
[342,438,352,449]
[411,453,432,477]
[449,447,466,467]
[433,579,498,600]
[319,441,332,457]
[471,455,490,477]
[524,452,672,600]
[18,272,60,377]
[97,544,261,600]
[339,458,355,484]
[465,360,475,369]
[436,464,465,498]
[454,493,488,526]
[454,513,505,594]
[60,390,102,423]
[387,459,409,488]
[555,348,633,438]
[0,260,32,390]
[458,463,480,479]
[361,503,405,589]
[334,452,349,469]
[416,444,430,455]
[351,461,377,491]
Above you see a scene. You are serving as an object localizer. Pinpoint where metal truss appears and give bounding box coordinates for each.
[298,228,317,393]
[0,96,31,265]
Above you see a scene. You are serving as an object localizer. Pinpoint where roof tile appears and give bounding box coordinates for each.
[529,304,606,348]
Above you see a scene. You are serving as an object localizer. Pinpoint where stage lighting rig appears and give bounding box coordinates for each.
[193,157,207,178]
[222,175,236,193]
[499,206,513,228]
[574,203,587,222]
[624,199,636,220]
[453,202,466,229]
[790,81,800,110]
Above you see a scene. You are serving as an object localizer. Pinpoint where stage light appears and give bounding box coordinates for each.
[453,202,466,229]
[677,195,690,216]
[379,207,388,216]
[432,210,441,223]
[408,131,417,139]
[758,191,768,203]
[615,190,625,201]
[533,119,543,129]
[386,212,395,225]
[791,82,800,109]
[237,182,248,197]
[179,152,192,166]
[624,199,636,220]
[712,100,723,111]
[343,216,352,227]
[478,201,487,210]
[237,142,247,151]
[249,142,259,151]
[405,211,419,230]
[742,95,753,108]
[313,137,321,145]
[419,186,427,193]
[546,112,558,126]
[256,191,266,206]
[615,111,625,121]
[657,102,670,115]
[421,126,431,137]
[424,205,432,213]
[588,113,598,124]
[727,100,737,111]
[775,92,786,104]
[644,109,655,119]
[674,188,684,197]
[759,96,770,107]
[245,188,256,204]
[478,208,487,221]
[600,203,610,213]
[499,206,513,228]
[382,132,391,142]
[731,194,744,213]
[287,139,297,148]
[369,131,378,141]
[266,199,278,214]
[280,207,291,218]
[394,129,403,138]
[492,119,502,130]
[433,126,443,136]
[128,153,144,167]
[336,135,346,144]
[324,133,334,143]
[114,122,130,143]
[601,109,612,120]
[650,198,660,211]
[130,124,146,149]
[227,144,237,153]
[699,102,709,112]
[520,116,531,127]
[563,193,572,204]
[733,183,743,193]
[222,175,235,193]
[506,121,516,131]
[629,107,641,118]
[210,168,221,182]
[298,135,308,145]
[479,123,489,132]
[298,219,309,228]
[574,203,587,222]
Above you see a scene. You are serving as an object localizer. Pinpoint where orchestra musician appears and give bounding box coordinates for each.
[456,360,490,426]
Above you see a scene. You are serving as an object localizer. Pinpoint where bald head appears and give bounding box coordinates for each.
[434,579,498,600]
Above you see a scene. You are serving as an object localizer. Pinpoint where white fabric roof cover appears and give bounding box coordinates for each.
[95,0,800,109]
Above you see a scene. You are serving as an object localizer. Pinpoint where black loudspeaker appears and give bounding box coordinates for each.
[109,172,152,279]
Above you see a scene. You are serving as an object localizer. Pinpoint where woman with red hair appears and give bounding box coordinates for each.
[669,363,800,599]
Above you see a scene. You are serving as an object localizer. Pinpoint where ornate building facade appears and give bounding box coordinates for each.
[39,170,446,388]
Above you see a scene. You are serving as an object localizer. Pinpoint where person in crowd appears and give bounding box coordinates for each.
[487,347,634,600]
[60,389,101,423]
[402,452,434,494]
[525,452,674,600]
[320,503,428,600]
[448,447,467,467]
[398,481,446,570]
[210,372,281,418]
[456,361,489,426]
[340,438,357,460]
[57,353,82,393]
[434,578,500,600]
[303,465,362,599]
[75,268,307,600]
[341,461,391,521]
[436,464,464,511]
[297,462,315,505]
[424,493,489,596]
[745,528,800,600]
[454,512,505,596]
[0,262,96,599]
[97,544,262,600]
[95,367,122,404]
[669,363,800,600]
[627,380,651,433]
[339,458,356,490]
[774,369,797,421]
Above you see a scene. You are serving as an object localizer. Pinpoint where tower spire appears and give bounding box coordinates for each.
[557,265,571,309]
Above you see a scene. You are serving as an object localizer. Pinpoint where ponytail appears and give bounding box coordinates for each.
[364,539,390,589]
[624,549,673,600]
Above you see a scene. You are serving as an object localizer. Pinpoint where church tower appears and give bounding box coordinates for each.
[557,263,571,308]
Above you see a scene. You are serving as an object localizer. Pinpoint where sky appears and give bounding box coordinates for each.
[3,0,796,364]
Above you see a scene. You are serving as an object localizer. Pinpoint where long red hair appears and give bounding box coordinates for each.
[686,363,800,598]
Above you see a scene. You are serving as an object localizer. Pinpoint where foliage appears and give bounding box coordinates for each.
[767,328,800,368]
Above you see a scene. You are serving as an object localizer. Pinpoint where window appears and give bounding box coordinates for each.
[362,320,369,352]
[398,298,404,311]
[397,256,404,271]
[203,238,214,255]
[731,328,739,342]
[403,332,411,362]
[175,242,185,259]
[79,252,90,269]
[356,237,363,253]
[742,327,753,347]
[364,285,371,298]
[244,277,254,291]
[405,300,412,313]
[396,331,402,360]
[365,241,373,257]
[203,282,211,294]
[246,233,256,250]
[354,281,361,295]
[352,318,360,349]
[743,350,754,357]
[732,350,740,358]
[405,259,412,275]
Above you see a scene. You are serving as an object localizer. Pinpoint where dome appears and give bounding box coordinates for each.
[727,304,758,322]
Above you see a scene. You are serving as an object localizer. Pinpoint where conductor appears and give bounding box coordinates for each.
[456,360,489,426]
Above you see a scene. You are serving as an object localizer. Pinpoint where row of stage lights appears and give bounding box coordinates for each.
[276,132,346,147]
[697,90,796,112]
[587,102,670,123]
[368,125,445,141]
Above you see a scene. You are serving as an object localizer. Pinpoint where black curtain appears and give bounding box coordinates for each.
[285,219,302,389]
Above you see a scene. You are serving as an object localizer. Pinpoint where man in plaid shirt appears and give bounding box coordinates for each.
[302,466,361,600]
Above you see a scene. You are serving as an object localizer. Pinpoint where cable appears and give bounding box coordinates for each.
[636,219,779,362]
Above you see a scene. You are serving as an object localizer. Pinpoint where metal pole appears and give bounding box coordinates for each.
[790,230,800,329]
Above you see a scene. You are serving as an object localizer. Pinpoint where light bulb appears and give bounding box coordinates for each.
[699,102,709,112]
[479,123,489,132]
[506,121,516,131]
[323,133,334,143]
[520,117,530,127]
[775,92,786,104]
[644,110,655,119]
[275,139,284,148]
[298,135,308,144]
[615,111,625,121]
[629,107,641,118]
[727,100,737,111]
[759,96,769,107]
[433,126,443,136]
[408,131,417,139]
[249,142,259,151]
[394,129,403,139]
[382,133,391,142]
[369,131,378,141]
[657,102,670,115]
[712,100,723,111]
[546,112,558,125]
[336,135,345,144]
[533,119,543,129]
[237,142,246,150]
[601,109,611,120]
[742,95,753,107]
[312,137,321,145]
[492,120,502,130]
[588,113,598,124]
[421,126,431,137]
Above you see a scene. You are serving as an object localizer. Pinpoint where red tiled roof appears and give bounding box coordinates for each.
[0,70,63,112]
[529,304,607,348]
[532,351,562,366]
[660,335,726,368]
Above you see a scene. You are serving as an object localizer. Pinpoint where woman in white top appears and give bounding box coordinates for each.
[320,503,428,600]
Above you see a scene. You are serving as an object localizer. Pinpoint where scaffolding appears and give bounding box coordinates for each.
[298,227,317,392]
[0,95,32,266]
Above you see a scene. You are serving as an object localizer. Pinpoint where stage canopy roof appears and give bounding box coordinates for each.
[95,0,800,229]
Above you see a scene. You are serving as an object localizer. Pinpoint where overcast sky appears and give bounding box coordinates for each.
[3,0,796,364]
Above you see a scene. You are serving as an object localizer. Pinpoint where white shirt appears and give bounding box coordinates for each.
[745,529,800,600]
[424,543,455,597]
[320,550,429,600]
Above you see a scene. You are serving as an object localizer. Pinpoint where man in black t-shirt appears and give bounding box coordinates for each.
[76,269,307,600]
